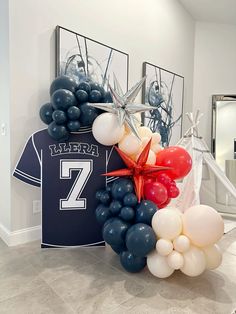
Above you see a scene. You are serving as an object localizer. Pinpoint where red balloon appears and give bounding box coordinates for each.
[159,197,171,209]
[144,182,168,207]
[155,146,192,180]
[167,185,180,198]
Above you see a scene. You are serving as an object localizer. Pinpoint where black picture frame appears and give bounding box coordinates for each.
[55,25,129,92]
[142,62,184,147]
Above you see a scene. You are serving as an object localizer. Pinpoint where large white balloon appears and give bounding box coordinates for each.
[92,113,125,146]
[118,134,140,155]
[167,251,184,270]
[147,251,174,278]
[156,239,173,256]
[180,246,206,277]
[152,208,182,240]
[182,205,224,247]
[173,235,190,253]
[203,244,222,270]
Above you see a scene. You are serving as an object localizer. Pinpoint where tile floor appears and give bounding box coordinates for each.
[0,229,236,314]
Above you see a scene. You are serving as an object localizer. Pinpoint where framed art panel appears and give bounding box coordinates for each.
[56,26,129,92]
[142,62,184,147]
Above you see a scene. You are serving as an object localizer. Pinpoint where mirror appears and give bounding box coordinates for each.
[212,95,236,185]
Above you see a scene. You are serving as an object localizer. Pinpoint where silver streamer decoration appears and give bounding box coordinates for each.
[88,76,156,139]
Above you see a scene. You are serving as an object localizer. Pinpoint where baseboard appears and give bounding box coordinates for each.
[0,223,41,246]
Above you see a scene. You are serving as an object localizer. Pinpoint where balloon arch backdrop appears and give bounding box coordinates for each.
[39,74,224,278]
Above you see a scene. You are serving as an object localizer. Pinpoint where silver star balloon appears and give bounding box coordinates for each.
[88,75,156,139]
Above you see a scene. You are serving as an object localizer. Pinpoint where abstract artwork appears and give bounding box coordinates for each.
[56,26,129,93]
[142,62,184,147]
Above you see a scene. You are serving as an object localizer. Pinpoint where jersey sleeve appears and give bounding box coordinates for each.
[13,134,41,187]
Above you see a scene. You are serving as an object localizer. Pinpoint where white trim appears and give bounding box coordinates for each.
[0,223,41,247]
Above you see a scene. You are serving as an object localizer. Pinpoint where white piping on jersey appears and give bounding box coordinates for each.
[14,169,41,183]
[41,240,105,248]
[14,169,41,185]
[32,133,42,165]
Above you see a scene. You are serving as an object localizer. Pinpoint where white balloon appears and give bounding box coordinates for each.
[183,205,224,247]
[118,134,140,155]
[173,235,190,253]
[92,113,125,146]
[203,244,222,270]
[147,251,174,278]
[152,209,182,240]
[156,239,173,256]
[167,251,184,270]
[151,143,162,154]
[138,126,153,138]
[151,132,161,144]
[180,246,206,277]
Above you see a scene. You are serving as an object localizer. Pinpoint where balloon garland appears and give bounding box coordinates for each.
[39,75,224,278]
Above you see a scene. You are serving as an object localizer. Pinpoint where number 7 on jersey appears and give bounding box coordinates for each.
[60,159,93,210]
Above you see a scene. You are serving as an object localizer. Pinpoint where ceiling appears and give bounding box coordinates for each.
[179,0,236,25]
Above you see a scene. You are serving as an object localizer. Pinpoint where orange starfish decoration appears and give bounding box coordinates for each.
[103,139,170,202]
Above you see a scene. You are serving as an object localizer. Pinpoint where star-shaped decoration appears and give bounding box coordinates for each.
[103,139,170,202]
[88,76,156,139]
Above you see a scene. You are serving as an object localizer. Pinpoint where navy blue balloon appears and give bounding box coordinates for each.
[123,193,138,207]
[120,251,146,273]
[47,121,69,141]
[119,207,135,221]
[67,106,81,120]
[109,200,122,215]
[90,83,105,97]
[40,103,53,125]
[50,75,79,96]
[106,184,112,193]
[110,244,126,255]
[95,204,111,225]
[52,110,67,125]
[67,120,80,132]
[100,191,111,205]
[96,189,105,201]
[125,223,156,257]
[89,90,102,103]
[78,81,91,94]
[51,89,77,111]
[102,218,130,246]
[75,89,89,104]
[135,200,157,225]
[104,91,113,103]
[79,103,98,126]
[111,178,134,200]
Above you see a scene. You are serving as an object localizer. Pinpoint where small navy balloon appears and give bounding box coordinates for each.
[39,103,53,125]
[102,218,130,247]
[125,223,156,257]
[52,110,67,125]
[111,178,134,201]
[79,103,98,126]
[47,121,69,141]
[135,200,157,225]
[95,204,111,225]
[120,251,146,273]
[51,89,77,111]
[67,106,81,120]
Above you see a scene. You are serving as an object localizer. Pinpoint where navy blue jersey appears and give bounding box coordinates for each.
[13,127,123,247]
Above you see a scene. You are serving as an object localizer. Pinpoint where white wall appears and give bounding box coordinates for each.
[0,0,11,231]
[6,0,195,234]
[193,22,236,146]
